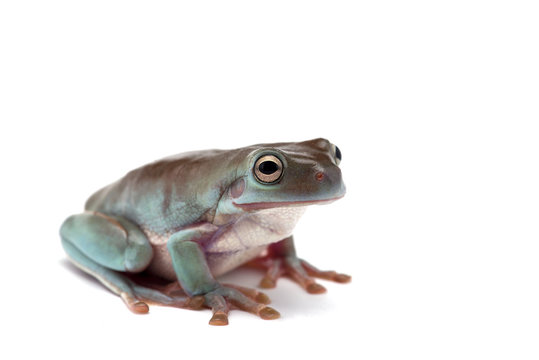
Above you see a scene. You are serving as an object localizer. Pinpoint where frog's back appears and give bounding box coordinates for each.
[85,149,239,234]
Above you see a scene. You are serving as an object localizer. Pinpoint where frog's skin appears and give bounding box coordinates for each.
[60,138,350,325]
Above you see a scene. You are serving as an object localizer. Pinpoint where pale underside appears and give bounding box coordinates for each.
[143,206,307,280]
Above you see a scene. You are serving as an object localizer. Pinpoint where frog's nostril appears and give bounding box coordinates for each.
[315,171,325,182]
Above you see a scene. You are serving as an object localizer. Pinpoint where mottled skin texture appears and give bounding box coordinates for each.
[61,138,350,325]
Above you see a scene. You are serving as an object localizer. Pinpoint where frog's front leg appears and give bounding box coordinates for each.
[248,236,351,294]
[167,227,280,325]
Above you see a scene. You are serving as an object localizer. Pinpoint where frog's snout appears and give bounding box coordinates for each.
[314,165,346,199]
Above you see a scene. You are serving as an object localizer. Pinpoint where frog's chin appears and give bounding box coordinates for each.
[232,195,344,211]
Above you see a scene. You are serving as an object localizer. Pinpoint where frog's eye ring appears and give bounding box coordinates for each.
[254,155,283,184]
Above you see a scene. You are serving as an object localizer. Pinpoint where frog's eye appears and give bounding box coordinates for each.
[254,155,283,184]
[333,145,342,165]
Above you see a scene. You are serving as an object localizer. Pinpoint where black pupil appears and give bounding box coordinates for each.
[259,161,278,174]
[335,146,342,160]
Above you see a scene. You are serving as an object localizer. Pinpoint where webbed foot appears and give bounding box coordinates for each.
[119,281,205,314]
[246,237,351,294]
[156,281,278,325]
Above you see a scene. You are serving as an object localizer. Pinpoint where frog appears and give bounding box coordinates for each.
[60,138,350,325]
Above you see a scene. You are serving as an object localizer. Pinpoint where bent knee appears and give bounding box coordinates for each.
[124,241,153,272]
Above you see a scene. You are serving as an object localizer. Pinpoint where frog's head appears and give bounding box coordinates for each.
[228,138,345,211]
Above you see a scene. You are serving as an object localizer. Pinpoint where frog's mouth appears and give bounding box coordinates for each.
[232,195,343,211]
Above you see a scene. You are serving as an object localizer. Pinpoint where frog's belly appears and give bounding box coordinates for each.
[205,247,267,277]
[145,242,267,280]
[204,206,306,275]
[144,206,306,280]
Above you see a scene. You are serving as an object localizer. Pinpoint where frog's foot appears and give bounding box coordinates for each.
[120,282,205,314]
[202,285,280,326]
[248,256,351,294]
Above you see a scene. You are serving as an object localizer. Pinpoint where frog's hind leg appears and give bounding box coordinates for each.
[60,212,203,313]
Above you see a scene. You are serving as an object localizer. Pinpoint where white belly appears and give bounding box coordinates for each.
[144,206,307,279]
[205,206,307,276]
[206,207,306,253]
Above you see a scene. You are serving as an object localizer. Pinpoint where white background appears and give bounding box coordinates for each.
[1,1,538,359]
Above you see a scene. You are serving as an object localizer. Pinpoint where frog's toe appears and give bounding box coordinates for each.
[119,283,205,313]
[80,269,205,313]
[286,264,327,294]
[209,311,229,326]
[301,259,352,284]
[256,259,284,289]
[247,255,351,294]
[204,286,280,326]
[205,293,230,326]
[223,283,271,304]
[287,258,353,294]
[121,292,150,314]
[259,306,280,320]
[120,287,204,314]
